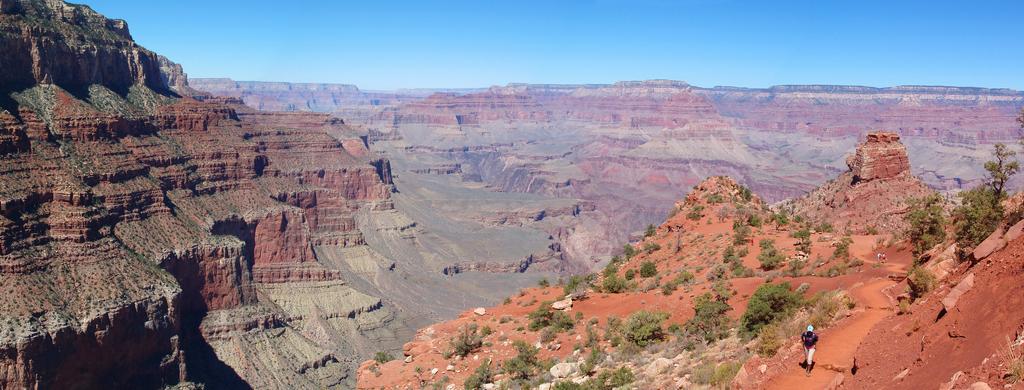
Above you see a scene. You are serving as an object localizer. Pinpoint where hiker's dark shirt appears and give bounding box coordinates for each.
[801,331,818,349]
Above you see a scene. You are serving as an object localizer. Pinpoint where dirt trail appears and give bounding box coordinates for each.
[764,244,910,390]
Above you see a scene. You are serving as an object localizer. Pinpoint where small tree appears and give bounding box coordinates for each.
[905,194,947,259]
[451,323,484,357]
[985,143,1019,200]
[757,239,785,271]
[733,223,751,246]
[464,358,494,389]
[503,340,540,379]
[954,187,1003,257]
[907,266,936,301]
[644,224,657,237]
[685,292,733,343]
[792,228,812,254]
[740,282,802,336]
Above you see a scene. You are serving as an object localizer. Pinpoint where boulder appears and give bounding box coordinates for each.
[473,307,486,316]
[970,382,992,390]
[972,227,1006,262]
[552,298,573,311]
[1005,219,1024,242]
[550,362,577,378]
[941,273,975,313]
[893,368,910,381]
[644,357,673,377]
[825,374,844,390]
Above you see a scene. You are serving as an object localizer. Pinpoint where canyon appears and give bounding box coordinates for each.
[192,78,1024,268]
[2,1,1024,389]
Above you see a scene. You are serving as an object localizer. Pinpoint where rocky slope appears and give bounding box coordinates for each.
[784,131,936,235]
[0,2,555,388]
[356,173,901,389]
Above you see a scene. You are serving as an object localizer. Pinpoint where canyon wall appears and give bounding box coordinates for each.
[0,1,555,388]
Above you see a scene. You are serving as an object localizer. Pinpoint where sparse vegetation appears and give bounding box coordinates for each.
[622,244,638,259]
[905,194,947,260]
[450,323,485,357]
[644,224,657,237]
[792,228,812,254]
[463,358,493,389]
[373,351,394,364]
[538,278,550,288]
[643,242,661,254]
[503,340,541,380]
[733,222,751,246]
[528,303,575,332]
[757,239,785,271]
[1001,336,1024,384]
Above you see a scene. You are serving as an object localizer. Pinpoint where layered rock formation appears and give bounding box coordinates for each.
[785,131,935,234]
[0,2,555,388]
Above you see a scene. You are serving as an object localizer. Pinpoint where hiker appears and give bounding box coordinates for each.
[801,325,818,376]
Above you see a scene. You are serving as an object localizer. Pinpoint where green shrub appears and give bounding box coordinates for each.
[706,193,724,204]
[623,244,638,259]
[503,340,540,380]
[832,235,853,261]
[754,323,783,357]
[905,194,947,259]
[373,351,393,364]
[733,223,751,245]
[954,187,1003,259]
[563,275,586,296]
[624,269,635,280]
[907,266,936,300]
[792,228,812,254]
[538,278,550,288]
[740,282,802,336]
[757,239,785,271]
[644,224,657,237]
[772,212,790,227]
[622,311,669,347]
[464,358,493,389]
[643,242,661,254]
[685,292,732,343]
[686,205,706,221]
[451,323,484,357]
[602,273,629,293]
[639,261,657,278]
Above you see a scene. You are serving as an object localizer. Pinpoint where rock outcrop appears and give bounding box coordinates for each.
[785,131,936,234]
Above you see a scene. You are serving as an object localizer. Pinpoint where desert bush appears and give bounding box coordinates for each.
[740,282,803,336]
[792,228,812,254]
[601,273,629,293]
[464,358,494,389]
[622,311,669,347]
[733,223,751,245]
[754,323,783,357]
[907,266,936,300]
[954,186,1003,260]
[451,323,484,357]
[905,194,947,260]
[685,292,733,343]
[557,367,634,390]
[644,224,657,237]
[623,244,638,259]
[373,351,393,364]
[757,239,785,271]
[687,206,704,221]
[503,340,540,380]
[528,304,575,332]
[639,261,657,277]
[1001,336,1024,384]
[832,235,853,260]
[643,242,661,254]
[538,278,550,288]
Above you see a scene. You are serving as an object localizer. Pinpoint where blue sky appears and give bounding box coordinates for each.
[86,0,1023,90]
